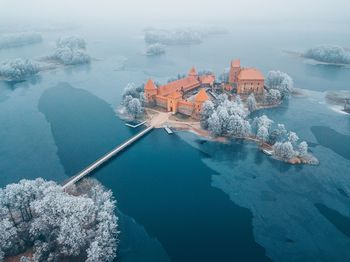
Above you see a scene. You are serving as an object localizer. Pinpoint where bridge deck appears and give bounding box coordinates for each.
[62,125,153,189]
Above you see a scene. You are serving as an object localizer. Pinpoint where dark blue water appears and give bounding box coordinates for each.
[38,83,270,261]
[1,22,350,261]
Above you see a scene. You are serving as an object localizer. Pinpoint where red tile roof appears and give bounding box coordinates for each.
[158,77,200,96]
[145,79,157,90]
[238,68,264,80]
[200,74,215,85]
[188,66,197,76]
[195,88,209,103]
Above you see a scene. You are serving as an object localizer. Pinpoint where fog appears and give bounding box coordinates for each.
[1,0,349,27]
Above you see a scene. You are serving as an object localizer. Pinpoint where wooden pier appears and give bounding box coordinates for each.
[125,121,147,128]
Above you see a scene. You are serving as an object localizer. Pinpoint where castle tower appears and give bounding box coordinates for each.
[144,79,157,104]
[229,59,241,84]
[194,88,210,114]
[188,66,198,77]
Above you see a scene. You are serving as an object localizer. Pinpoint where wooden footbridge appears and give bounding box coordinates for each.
[62,125,153,189]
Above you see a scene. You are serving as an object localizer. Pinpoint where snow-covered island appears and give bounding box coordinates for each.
[44,36,91,65]
[0,178,118,262]
[0,36,92,82]
[303,45,350,65]
[145,43,166,56]
[285,45,350,66]
[118,59,318,165]
[0,59,40,81]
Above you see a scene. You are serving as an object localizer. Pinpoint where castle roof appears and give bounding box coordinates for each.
[145,79,157,90]
[200,74,215,85]
[231,59,240,68]
[238,68,264,80]
[168,91,182,99]
[158,76,200,96]
[195,88,209,103]
[188,66,197,77]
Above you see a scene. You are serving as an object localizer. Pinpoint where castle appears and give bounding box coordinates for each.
[144,60,264,118]
[144,67,214,118]
[228,59,264,94]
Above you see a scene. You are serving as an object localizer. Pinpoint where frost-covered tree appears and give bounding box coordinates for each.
[125,98,143,119]
[269,124,287,144]
[257,126,269,142]
[49,36,90,65]
[146,43,166,56]
[0,178,118,262]
[216,106,230,132]
[52,47,90,65]
[264,89,282,105]
[288,131,299,144]
[273,141,296,160]
[200,100,215,129]
[122,83,144,100]
[298,141,308,157]
[252,115,273,135]
[198,70,214,76]
[227,115,251,138]
[56,36,86,50]
[208,112,222,136]
[265,71,293,99]
[247,93,257,112]
[0,59,39,81]
[303,45,350,64]
[216,93,228,106]
[144,28,202,45]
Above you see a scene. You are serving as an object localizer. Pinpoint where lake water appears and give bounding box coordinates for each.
[1,21,350,261]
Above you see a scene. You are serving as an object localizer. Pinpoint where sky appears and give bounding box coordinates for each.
[1,0,350,25]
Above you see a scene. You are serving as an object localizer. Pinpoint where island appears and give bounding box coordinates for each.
[119,59,318,165]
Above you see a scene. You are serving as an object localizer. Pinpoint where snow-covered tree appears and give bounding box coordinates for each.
[0,59,39,81]
[208,112,222,136]
[144,28,202,45]
[247,93,257,112]
[56,36,86,50]
[125,98,142,119]
[0,178,118,262]
[288,131,299,144]
[216,106,230,132]
[122,83,144,100]
[198,70,214,76]
[303,45,350,64]
[49,36,90,65]
[146,43,166,56]
[264,89,282,105]
[265,71,293,99]
[252,115,273,135]
[216,93,228,106]
[273,141,296,160]
[200,101,215,129]
[227,115,251,137]
[257,126,269,142]
[298,141,308,157]
[52,47,90,65]
[269,124,287,144]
